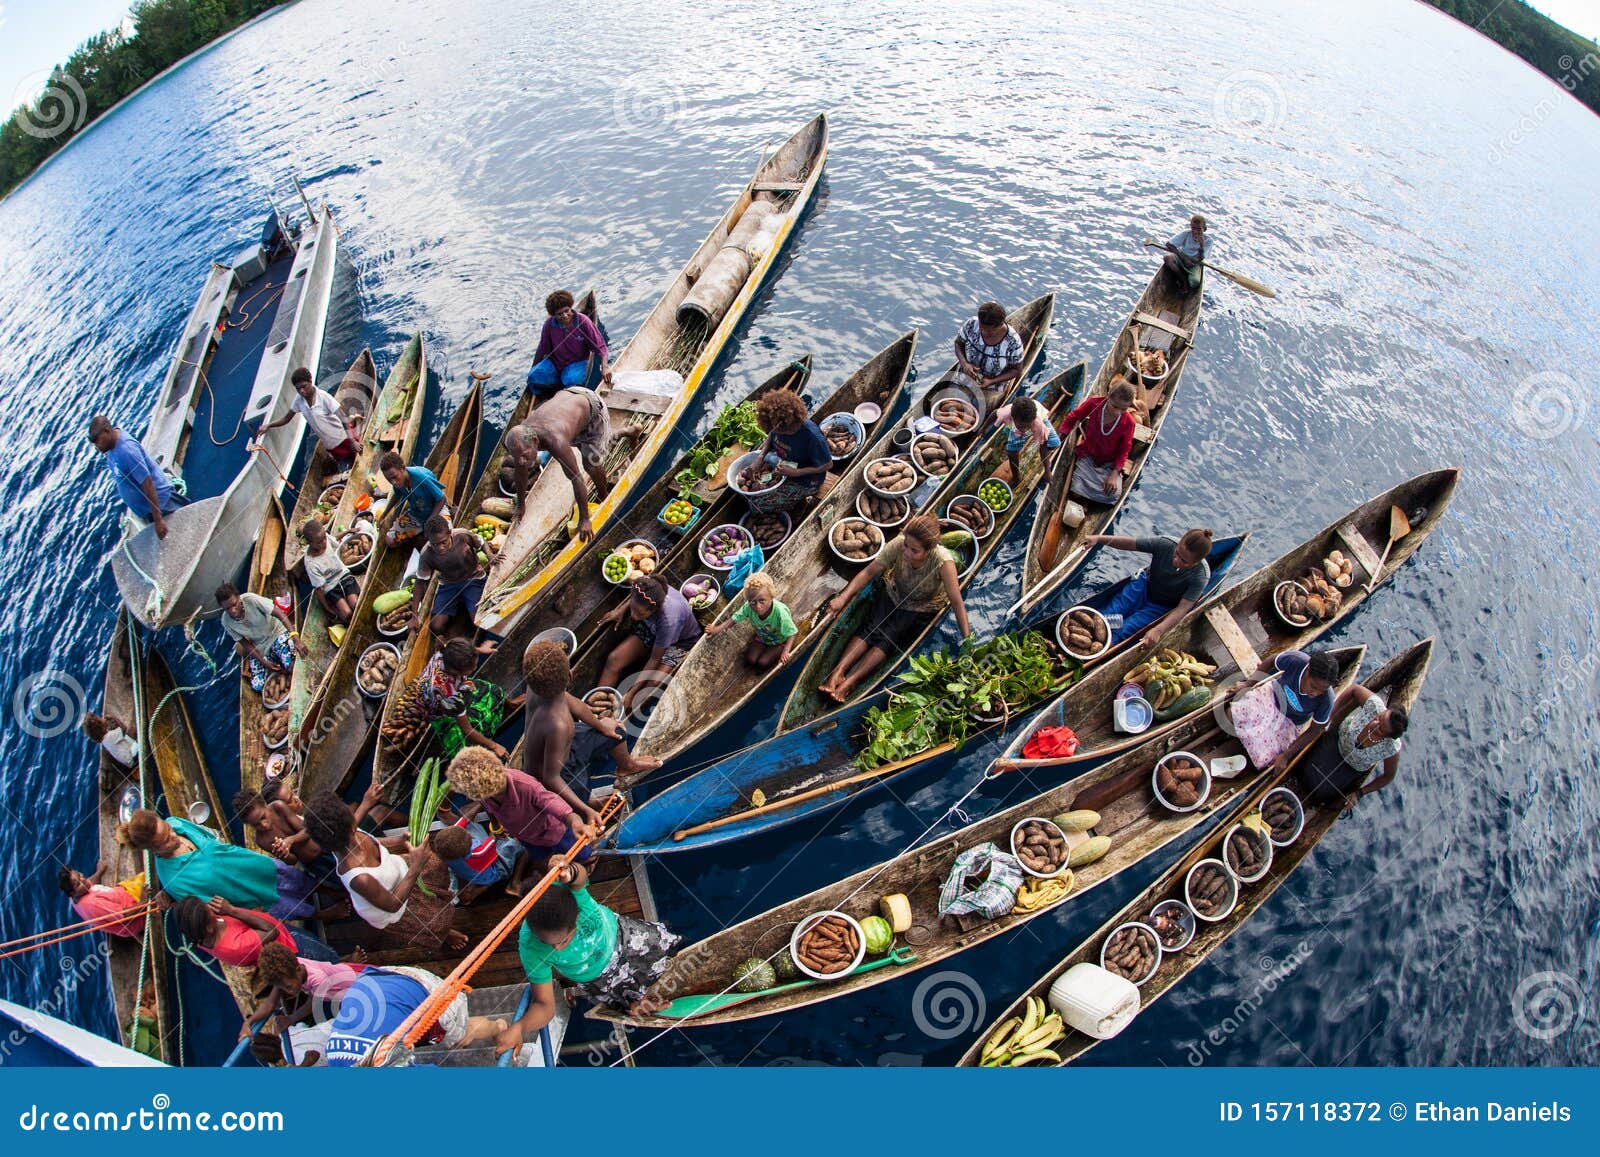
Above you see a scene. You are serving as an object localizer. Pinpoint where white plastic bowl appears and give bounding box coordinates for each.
[337,528,376,573]
[1055,605,1111,660]
[818,412,865,461]
[726,450,783,497]
[680,573,721,612]
[790,910,867,981]
[698,524,754,572]
[1099,921,1162,986]
[739,508,793,550]
[531,626,578,656]
[944,494,996,540]
[863,454,917,498]
[828,518,884,566]
[261,710,289,751]
[1222,822,1274,884]
[1152,750,1212,813]
[1185,858,1239,923]
[604,539,659,585]
[854,489,909,529]
[909,432,958,477]
[937,519,980,581]
[1260,787,1306,847]
[583,685,622,721]
[1273,579,1312,627]
[1149,898,1197,953]
[853,401,882,426]
[357,642,402,700]
[1009,816,1071,879]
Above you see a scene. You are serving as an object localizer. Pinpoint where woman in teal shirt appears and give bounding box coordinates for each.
[118,808,279,911]
[495,862,680,1052]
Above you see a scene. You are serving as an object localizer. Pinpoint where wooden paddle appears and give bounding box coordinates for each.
[1142,238,1276,299]
[257,517,282,579]
[655,947,918,1018]
[671,745,958,842]
[1362,505,1411,595]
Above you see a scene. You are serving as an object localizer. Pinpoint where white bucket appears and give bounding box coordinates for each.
[1047,962,1140,1040]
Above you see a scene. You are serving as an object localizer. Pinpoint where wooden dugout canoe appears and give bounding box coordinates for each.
[475,115,830,635]
[283,349,380,573]
[608,533,1249,857]
[292,380,483,800]
[238,495,294,824]
[592,645,1367,1029]
[481,333,920,737]
[1002,467,1458,771]
[775,360,1086,735]
[631,294,1055,768]
[287,336,430,760]
[958,638,1434,1067]
[97,609,174,1063]
[1012,268,1203,617]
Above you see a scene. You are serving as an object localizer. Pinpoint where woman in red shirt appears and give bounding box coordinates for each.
[172,896,341,966]
[1060,380,1137,504]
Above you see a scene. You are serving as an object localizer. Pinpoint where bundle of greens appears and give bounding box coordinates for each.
[673,402,769,497]
[854,631,1080,770]
[408,757,449,846]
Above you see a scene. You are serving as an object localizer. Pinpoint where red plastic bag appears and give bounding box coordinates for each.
[1023,724,1079,760]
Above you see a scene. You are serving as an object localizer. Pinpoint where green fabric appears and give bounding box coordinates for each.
[517,884,618,985]
[732,598,798,645]
[154,816,279,909]
[430,680,508,761]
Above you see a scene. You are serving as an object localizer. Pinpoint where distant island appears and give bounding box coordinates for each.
[1426,0,1599,116]
[0,1,289,198]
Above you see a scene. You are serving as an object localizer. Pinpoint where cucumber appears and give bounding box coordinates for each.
[1155,685,1212,722]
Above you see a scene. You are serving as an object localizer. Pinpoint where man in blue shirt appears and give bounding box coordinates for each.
[375,450,447,547]
[89,415,180,539]
[1161,215,1210,297]
[319,966,504,1066]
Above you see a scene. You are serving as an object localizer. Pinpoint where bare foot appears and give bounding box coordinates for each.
[318,900,353,923]
[444,929,469,951]
[456,883,487,907]
[619,755,663,776]
[629,995,667,1016]
[349,946,368,964]
[821,683,849,704]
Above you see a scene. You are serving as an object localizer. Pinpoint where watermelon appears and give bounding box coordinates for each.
[860,915,893,956]
[732,957,777,993]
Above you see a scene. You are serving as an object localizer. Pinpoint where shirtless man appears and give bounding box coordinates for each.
[521,641,661,816]
[413,515,495,648]
[503,387,629,544]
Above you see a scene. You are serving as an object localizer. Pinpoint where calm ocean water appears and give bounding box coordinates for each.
[0,0,1594,1066]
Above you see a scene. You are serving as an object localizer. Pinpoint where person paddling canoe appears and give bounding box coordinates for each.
[1160,215,1210,297]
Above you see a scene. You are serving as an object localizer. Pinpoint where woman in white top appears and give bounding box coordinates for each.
[82,712,139,769]
[1296,684,1408,810]
[302,781,467,950]
[297,518,360,624]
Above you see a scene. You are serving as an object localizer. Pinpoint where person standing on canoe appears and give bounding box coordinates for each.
[375,451,448,547]
[521,640,663,805]
[1160,215,1209,298]
[445,748,601,885]
[753,387,832,512]
[496,860,681,1048]
[818,514,972,704]
[413,514,496,649]
[526,289,611,396]
[1081,529,1212,647]
[88,415,181,540]
[953,302,1025,405]
[57,865,146,938]
[1059,381,1138,504]
[504,387,620,545]
[255,367,361,468]
[216,581,306,692]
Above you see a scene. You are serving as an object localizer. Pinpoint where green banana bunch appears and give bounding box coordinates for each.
[979,996,1067,1066]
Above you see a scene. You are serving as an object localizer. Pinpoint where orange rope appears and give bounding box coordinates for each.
[0,904,160,961]
[368,794,626,1066]
[0,902,160,951]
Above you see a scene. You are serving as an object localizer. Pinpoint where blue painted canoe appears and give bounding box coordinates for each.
[610,534,1250,855]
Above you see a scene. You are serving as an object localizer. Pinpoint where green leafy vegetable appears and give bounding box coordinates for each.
[674,402,768,497]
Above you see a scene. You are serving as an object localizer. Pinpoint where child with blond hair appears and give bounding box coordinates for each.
[703,570,797,668]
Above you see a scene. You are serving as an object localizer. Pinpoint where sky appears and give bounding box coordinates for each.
[0,0,1597,118]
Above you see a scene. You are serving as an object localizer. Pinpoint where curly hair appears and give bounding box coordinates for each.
[116,808,161,850]
[446,747,509,802]
[256,942,301,989]
[301,791,356,855]
[231,788,265,821]
[545,289,575,315]
[522,640,572,700]
[430,825,473,861]
[742,571,775,600]
[902,513,940,549]
[756,388,809,433]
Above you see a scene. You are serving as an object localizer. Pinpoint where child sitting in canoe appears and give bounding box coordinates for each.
[429,822,525,907]
[702,570,798,669]
[495,860,681,1053]
[297,519,359,625]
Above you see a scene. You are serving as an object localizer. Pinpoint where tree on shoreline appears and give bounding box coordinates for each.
[0,0,287,198]
[1427,0,1600,117]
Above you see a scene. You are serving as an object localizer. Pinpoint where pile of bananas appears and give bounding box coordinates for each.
[980,996,1066,1066]
[1013,871,1075,912]
[1128,648,1217,711]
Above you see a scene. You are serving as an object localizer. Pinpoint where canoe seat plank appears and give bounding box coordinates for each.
[1335,522,1383,579]
[1133,310,1190,349]
[752,180,807,193]
[1132,423,1155,445]
[1204,605,1262,674]
[603,384,681,417]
